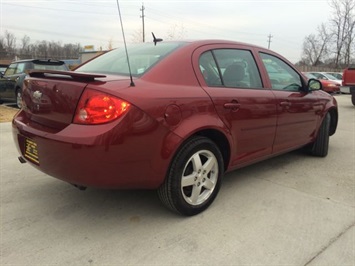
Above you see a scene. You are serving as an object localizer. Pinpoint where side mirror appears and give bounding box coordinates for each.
[308,79,322,91]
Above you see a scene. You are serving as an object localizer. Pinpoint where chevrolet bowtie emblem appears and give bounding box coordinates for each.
[33,90,42,100]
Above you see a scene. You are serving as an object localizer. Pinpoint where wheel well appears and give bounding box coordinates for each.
[328,108,338,136]
[195,129,230,171]
[15,86,21,95]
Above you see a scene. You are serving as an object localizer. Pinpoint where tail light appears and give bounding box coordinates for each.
[73,89,130,124]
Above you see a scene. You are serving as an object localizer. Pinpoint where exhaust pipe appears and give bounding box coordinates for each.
[18,156,26,164]
[72,184,87,191]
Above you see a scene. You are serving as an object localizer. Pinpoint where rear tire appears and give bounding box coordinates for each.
[158,136,224,216]
[310,113,330,157]
[352,94,355,106]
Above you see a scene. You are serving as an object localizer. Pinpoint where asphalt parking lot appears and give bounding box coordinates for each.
[1,94,354,266]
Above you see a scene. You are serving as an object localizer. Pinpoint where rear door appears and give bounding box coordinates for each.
[258,52,320,152]
[193,45,277,167]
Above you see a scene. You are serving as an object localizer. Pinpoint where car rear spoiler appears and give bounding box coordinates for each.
[32,59,66,65]
[28,70,106,82]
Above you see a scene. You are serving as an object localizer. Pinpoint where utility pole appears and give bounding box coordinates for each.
[267,34,273,49]
[140,3,145,42]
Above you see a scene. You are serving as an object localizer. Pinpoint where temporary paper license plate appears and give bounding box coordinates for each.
[24,138,39,165]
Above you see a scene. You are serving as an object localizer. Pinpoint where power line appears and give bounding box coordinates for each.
[147,6,267,38]
[2,2,115,16]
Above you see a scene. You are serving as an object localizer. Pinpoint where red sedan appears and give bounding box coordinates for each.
[12,40,338,216]
[303,72,341,93]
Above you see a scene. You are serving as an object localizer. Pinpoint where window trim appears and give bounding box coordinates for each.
[199,48,263,89]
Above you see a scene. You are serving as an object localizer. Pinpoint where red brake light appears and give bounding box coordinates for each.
[74,89,130,124]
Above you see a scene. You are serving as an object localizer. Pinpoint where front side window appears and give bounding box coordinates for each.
[199,49,262,88]
[4,63,17,76]
[311,72,327,80]
[260,53,302,91]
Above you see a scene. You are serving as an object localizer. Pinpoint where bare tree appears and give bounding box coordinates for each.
[329,0,355,66]
[166,24,187,40]
[37,41,48,58]
[0,30,83,59]
[4,30,16,55]
[50,41,61,58]
[0,36,6,59]
[302,34,317,65]
[302,23,332,66]
[62,43,81,59]
[131,29,144,43]
[20,35,31,57]
[107,38,113,50]
[344,8,355,65]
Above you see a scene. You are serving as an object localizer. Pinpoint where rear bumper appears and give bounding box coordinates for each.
[340,85,355,94]
[323,86,340,93]
[12,108,179,189]
[340,86,351,94]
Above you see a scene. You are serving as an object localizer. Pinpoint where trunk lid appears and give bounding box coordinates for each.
[22,70,128,130]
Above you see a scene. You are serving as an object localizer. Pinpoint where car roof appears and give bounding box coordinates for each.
[177,39,266,50]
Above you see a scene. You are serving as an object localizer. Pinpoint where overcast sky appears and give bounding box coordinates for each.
[1,0,333,63]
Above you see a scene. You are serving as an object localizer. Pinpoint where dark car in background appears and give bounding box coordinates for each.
[0,59,68,108]
[12,40,338,216]
[0,64,8,76]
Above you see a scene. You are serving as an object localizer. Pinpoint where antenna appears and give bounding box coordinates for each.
[116,0,135,87]
[152,32,163,46]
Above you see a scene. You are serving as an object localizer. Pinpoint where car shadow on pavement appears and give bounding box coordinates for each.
[21,179,180,222]
[15,149,307,224]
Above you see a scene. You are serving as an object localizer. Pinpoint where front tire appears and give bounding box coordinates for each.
[311,113,330,157]
[352,94,355,106]
[158,136,224,216]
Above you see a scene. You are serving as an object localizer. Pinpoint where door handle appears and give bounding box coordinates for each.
[224,102,240,110]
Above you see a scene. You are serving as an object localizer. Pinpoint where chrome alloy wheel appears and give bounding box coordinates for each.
[181,150,218,205]
[16,90,22,109]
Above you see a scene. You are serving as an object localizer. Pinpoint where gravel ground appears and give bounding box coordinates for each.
[0,105,18,123]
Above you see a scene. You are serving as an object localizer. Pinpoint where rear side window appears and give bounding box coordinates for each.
[260,53,302,91]
[199,49,263,88]
[16,63,26,73]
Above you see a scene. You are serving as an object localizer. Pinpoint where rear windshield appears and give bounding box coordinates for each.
[4,61,67,75]
[76,42,185,76]
[33,63,68,71]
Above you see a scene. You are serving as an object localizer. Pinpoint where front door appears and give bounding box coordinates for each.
[259,52,319,152]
